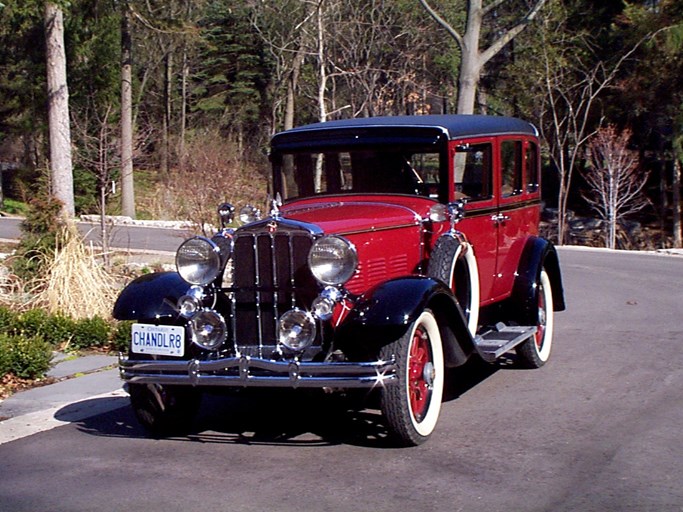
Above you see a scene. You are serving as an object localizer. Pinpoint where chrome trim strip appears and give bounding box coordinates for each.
[338,222,421,237]
[253,233,264,355]
[119,354,397,389]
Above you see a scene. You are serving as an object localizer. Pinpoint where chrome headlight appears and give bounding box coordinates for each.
[189,309,226,351]
[308,235,358,286]
[176,237,222,285]
[278,308,316,351]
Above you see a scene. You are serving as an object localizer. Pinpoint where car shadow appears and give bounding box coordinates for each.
[56,357,506,448]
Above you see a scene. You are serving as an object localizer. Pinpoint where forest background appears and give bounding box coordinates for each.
[1,0,682,250]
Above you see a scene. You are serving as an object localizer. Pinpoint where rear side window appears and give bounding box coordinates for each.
[526,141,539,193]
[454,143,493,201]
[501,140,523,197]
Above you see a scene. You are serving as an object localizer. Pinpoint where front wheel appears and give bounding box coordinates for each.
[380,310,444,446]
[129,383,202,437]
[516,269,554,368]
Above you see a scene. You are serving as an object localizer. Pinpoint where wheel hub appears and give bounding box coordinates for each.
[422,362,435,388]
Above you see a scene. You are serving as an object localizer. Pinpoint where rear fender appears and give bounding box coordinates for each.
[113,271,189,321]
[512,237,566,324]
[335,276,474,367]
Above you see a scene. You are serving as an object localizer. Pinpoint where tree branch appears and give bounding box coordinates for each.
[480,0,548,65]
[417,0,464,50]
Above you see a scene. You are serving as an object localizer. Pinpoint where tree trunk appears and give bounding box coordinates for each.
[44,2,74,219]
[284,48,304,132]
[457,0,483,115]
[674,159,682,248]
[419,0,547,115]
[179,46,188,172]
[161,51,173,176]
[120,3,136,218]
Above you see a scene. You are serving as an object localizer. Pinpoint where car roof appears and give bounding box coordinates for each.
[271,115,538,148]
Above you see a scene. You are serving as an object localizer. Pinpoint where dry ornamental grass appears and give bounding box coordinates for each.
[29,227,118,319]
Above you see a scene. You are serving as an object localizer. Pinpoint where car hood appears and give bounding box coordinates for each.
[281,200,423,235]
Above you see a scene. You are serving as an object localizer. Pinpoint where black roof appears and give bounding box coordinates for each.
[271,115,538,151]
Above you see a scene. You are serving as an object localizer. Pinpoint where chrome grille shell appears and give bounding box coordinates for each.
[225,218,322,358]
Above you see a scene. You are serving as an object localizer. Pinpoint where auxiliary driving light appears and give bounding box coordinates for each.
[311,286,343,321]
[278,309,316,351]
[190,309,226,351]
[177,285,205,318]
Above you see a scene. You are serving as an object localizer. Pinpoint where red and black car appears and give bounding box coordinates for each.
[115,115,565,446]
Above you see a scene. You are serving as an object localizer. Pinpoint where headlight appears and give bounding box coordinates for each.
[176,237,222,285]
[278,309,316,351]
[308,235,358,285]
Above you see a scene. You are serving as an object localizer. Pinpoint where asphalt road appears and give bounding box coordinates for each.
[0,247,682,512]
[0,216,193,254]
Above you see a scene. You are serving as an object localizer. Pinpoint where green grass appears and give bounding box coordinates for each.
[1,198,29,216]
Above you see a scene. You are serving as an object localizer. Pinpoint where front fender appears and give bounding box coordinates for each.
[113,271,189,321]
[335,276,474,367]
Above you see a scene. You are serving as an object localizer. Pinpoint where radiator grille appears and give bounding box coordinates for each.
[229,228,317,357]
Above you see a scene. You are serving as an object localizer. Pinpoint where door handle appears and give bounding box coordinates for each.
[491,213,511,224]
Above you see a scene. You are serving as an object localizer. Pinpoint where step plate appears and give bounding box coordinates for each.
[474,325,537,362]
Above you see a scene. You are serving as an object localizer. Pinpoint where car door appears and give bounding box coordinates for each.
[491,137,542,300]
[451,138,498,305]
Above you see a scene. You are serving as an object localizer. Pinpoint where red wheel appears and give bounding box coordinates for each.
[516,269,554,368]
[380,310,444,446]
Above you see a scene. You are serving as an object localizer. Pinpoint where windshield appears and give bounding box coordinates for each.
[275,149,444,201]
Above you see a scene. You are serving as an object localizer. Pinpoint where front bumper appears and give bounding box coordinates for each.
[119,354,397,389]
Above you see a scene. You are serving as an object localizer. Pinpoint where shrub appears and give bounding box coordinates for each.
[111,320,133,352]
[41,314,78,347]
[10,195,64,281]
[0,306,18,332]
[70,316,111,350]
[0,333,52,379]
[15,308,49,338]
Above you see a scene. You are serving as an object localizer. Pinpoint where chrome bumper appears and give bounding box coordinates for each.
[119,354,397,389]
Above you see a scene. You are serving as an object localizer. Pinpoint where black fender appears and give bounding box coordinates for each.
[335,276,475,368]
[113,271,189,321]
[512,237,566,325]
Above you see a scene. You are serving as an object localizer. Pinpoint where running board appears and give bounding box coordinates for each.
[474,323,537,363]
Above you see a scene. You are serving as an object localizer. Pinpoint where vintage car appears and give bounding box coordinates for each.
[115,115,565,446]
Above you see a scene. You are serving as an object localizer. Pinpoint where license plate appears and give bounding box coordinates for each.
[131,324,185,357]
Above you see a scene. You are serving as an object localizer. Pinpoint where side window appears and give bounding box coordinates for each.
[454,143,492,201]
[501,140,523,197]
[526,141,539,193]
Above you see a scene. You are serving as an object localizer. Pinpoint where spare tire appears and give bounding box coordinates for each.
[427,235,480,336]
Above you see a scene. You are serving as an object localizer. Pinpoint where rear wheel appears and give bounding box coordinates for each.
[516,269,554,368]
[380,310,444,446]
[129,383,202,437]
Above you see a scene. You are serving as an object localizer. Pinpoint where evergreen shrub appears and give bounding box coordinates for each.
[70,316,111,349]
[111,321,133,353]
[0,334,52,379]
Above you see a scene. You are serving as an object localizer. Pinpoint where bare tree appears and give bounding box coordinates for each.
[537,25,665,244]
[582,126,649,250]
[418,0,548,114]
[250,0,313,132]
[45,2,74,219]
[72,102,118,266]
